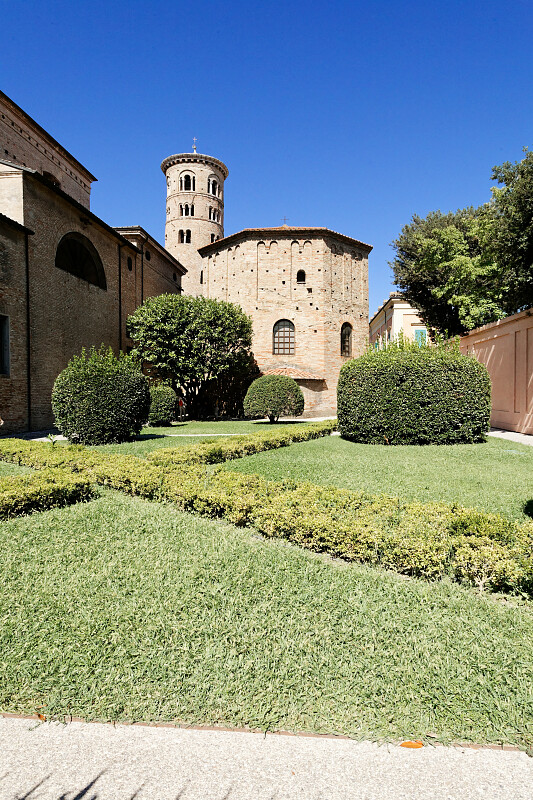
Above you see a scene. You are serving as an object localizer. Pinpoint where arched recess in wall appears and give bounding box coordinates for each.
[341,322,353,357]
[55,232,107,290]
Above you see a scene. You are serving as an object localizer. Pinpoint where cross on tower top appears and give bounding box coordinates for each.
[281,216,289,225]
[192,137,198,153]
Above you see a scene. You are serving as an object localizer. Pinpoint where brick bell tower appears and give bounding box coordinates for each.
[161,141,228,296]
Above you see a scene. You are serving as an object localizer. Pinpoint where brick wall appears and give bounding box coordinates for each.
[201,231,370,414]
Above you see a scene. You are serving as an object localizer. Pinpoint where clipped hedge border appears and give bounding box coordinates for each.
[0,468,95,519]
[148,420,337,466]
[0,434,531,596]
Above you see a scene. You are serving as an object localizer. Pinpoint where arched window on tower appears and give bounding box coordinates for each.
[211,179,218,196]
[190,205,195,216]
[200,270,204,285]
[296,270,306,284]
[179,230,185,243]
[185,230,191,244]
[55,232,107,290]
[184,204,189,216]
[184,174,191,191]
[179,204,183,216]
[273,319,295,355]
[341,323,353,357]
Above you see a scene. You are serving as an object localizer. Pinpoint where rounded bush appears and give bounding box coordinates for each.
[244,375,304,423]
[52,346,150,445]
[148,385,177,426]
[337,342,491,445]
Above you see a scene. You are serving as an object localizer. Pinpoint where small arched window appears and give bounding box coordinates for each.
[190,205,195,216]
[273,319,295,355]
[185,230,191,244]
[184,174,191,191]
[211,180,218,196]
[55,232,106,290]
[179,230,185,243]
[296,270,306,284]
[341,323,353,357]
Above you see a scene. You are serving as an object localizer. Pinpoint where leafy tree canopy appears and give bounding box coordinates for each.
[390,207,505,336]
[490,147,533,313]
[126,294,253,407]
[390,148,533,336]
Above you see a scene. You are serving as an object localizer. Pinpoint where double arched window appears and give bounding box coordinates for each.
[55,232,107,290]
[179,173,195,191]
[179,230,192,244]
[341,323,352,356]
[273,319,295,355]
[208,177,219,196]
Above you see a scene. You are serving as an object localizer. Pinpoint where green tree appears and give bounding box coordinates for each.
[244,375,304,422]
[390,207,504,336]
[490,147,533,313]
[126,294,253,411]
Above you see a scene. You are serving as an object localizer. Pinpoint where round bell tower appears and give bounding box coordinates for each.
[161,146,228,296]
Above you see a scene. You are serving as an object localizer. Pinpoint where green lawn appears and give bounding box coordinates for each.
[1,490,532,746]
[90,420,314,457]
[225,434,533,520]
[0,461,29,476]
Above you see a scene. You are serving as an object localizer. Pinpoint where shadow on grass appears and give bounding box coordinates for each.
[523,500,533,518]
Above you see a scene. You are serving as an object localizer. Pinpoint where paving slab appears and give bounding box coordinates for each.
[0,718,531,800]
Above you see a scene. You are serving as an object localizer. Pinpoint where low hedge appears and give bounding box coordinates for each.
[337,341,491,444]
[0,435,531,596]
[244,374,304,422]
[0,469,94,519]
[148,420,336,466]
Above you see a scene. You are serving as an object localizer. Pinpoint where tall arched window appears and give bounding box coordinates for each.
[185,230,191,243]
[190,205,195,216]
[273,319,295,355]
[184,174,191,191]
[179,230,184,243]
[55,232,106,290]
[341,323,353,357]
[296,270,306,284]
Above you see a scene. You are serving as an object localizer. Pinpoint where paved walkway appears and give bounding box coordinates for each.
[488,428,533,446]
[0,718,531,800]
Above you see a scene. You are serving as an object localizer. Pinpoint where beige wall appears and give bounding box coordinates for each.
[369,297,427,345]
[0,91,94,208]
[460,310,533,435]
[202,232,370,414]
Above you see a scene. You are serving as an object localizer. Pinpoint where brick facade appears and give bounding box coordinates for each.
[162,153,228,297]
[198,228,371,415]
[0,166,185,434]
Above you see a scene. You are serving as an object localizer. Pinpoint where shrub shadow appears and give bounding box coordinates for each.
[523,500,533,518]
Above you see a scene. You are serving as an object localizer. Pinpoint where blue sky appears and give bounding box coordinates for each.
[2,0,533,314]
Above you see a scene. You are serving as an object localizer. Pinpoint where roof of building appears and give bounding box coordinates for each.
[114,226,187,275]
[160,152,229,178]
[0,90,97,183]
[262,365,325,381]
[198,226,373,256]
[0,211,34,235]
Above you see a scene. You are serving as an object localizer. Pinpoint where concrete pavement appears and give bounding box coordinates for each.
[0,718,531,800]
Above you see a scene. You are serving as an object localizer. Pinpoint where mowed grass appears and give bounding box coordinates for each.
[91,420,314,457]
[0,461,29,476]
[225,434,533,520]
[1,491,532,746]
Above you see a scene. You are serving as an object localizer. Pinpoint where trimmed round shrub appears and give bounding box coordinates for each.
[52,346,150,444]
[148,385,177,426]
[337,342,491,444]
[244,375,304,423]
